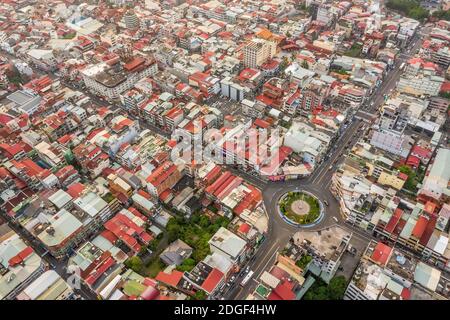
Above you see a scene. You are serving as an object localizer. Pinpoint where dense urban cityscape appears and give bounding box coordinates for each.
[0,0,449,304]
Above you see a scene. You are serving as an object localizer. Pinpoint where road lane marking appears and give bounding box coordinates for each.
[253,240,279,272]
[255,244,280,279]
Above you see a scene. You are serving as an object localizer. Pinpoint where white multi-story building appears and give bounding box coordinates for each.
[397,75,444,97]
[208,227,248,264]
[243,39,276,68]
[220,77,250,101]
[81,58,158,100]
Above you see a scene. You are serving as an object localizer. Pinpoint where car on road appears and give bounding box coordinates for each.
[328,165,333,170]
[347,245,357,255]
[324,200,329,206]
[332,217,339,223]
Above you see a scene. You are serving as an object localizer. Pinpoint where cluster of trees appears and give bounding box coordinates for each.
[440,91,450,100]
[166,213,230,263]
[139,233,164,255]
[296,255,313,269]
[176,258,196,272]
[344,43,363,58]
[398,165,420,192]
[432,10,450,21]
[191,290,207,300]
[303,276,348,300]
[386,0,429,22]
[124,256,144,273]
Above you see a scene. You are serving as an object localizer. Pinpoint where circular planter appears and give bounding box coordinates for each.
[277,190,324,228]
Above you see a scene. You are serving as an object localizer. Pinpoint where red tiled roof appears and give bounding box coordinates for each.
[203,165,222,184]
[124,57,145,72]
[424,201,437,215]
[401,287,411,300]
[398,172,408,181]
[412,215,429,239]
[201,268,224,294]
[238,223,251,234]
[66,183,85,198]
[146,161,177,189]
[272,281,295,300]
[155,270,184,287]
[411,145,432,159]
[385,208,403,234]
[419,215,436,246]
[269,265,290,280]
[406,155,420,168]
[234,185,262,215]
[371,242,392,266]
[85,257,115,286]
[8,246,34,267]
[393,218,407,236]
[159,189,173,202]
[205,171,232,195]
[100,230,118,244]
[140,286,160,300]
[440,82,450,93]
[215,176,242,200]
[253,118,270,129]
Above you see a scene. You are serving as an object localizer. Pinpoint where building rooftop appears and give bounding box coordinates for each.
[208,227,247,259]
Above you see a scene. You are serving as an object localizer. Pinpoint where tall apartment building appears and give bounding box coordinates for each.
[430,46,450,69]
[243,39,276,68]
[123,10,139,30]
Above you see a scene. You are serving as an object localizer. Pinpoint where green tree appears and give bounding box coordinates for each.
[296,255,312,269]
[432,10,450,21]
[398,165,417,191]
[439,91,450,99]
[139,245,148,256]
[198,215,211,228]
[303,276,348,300]
[301,60,309,69]
[192,290,207,300]
[125,256,144,273]
[328,276,347,300]
[166,218,182,242]
[149,238,160,251]
[176,258,196,272]
[386,0,429,22]
[304,284,329,300]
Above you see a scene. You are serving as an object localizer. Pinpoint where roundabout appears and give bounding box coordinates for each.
[278,190,324,227]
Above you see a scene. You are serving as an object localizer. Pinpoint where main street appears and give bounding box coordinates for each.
[226,31,425,299]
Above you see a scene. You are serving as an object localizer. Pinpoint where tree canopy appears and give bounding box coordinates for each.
[124,256,144,273]
[386,0,429,21]
[166,213,230,263]
[303,276,347,300]
[432,10,450,21]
